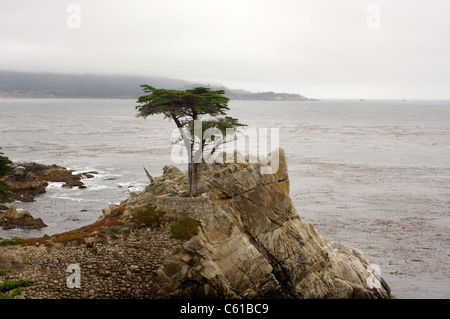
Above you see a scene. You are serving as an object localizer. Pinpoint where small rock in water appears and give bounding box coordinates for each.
[0,205,47,230]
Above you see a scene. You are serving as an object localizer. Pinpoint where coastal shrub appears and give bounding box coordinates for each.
[0,279,34,293]
[0,151,11,177]
[170,217,201,240]
[133,207,165,229]
[0,181,10,201]
[0,151,11,201]
[0,269,12,276]
[0,279,34,299]
[0,236,24,245]
[0,288,22,299]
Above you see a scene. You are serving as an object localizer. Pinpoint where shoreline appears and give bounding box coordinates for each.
[0,153,393,299]
[1,98,448,298]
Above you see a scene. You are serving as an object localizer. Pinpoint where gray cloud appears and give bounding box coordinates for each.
[1,0,449,99]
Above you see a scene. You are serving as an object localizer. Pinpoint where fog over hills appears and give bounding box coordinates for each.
[0,71,308,101]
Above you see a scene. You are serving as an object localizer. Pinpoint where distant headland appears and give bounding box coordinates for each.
[0,71,309,101]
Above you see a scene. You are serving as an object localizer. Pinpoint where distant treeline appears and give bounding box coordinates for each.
[0,71,307,100]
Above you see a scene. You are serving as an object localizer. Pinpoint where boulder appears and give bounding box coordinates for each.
[124,148,392,298]
[11,165,27,179]
[0,205,47,230]
[163,165,181,179]
[1,171,48,202]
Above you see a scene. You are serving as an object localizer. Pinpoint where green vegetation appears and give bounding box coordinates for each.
[136,86,245,196]
[133,207,165,229]
[170,217,202,241]
[0,279,34,292]
[0,272,34,299]
[0,151,11,201]
[0,236,24,245]
[0,269,11,276]
[0,288,21,299]
[0,151,10,176]
[0,181,9,201]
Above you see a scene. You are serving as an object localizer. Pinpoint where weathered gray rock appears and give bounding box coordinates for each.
[163,165,182,179]
[127,148,392,299]
[0,205,47,230]
[1,148,391,299]
[11,166,27,179]
[0,161,96,203]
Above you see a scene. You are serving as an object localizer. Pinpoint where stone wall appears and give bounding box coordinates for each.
[1,196,214,299]
[155,196,214,220]
[1,226,183,299]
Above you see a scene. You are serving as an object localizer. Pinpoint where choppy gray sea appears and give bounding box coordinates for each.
[1,98,449,298]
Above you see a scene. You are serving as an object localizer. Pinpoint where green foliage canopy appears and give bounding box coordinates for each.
[136,86,230,120]
[0,151,11,201]
[136,86,246,196]
[136,85,245,152]
[0,151,11,177]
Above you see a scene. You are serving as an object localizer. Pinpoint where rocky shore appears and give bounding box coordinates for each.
[0,205,47,230]
[0,161,96,203]
[0,161,97,233]
[0,149,392,299]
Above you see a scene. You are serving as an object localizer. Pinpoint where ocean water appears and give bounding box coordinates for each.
[0,98,449,299]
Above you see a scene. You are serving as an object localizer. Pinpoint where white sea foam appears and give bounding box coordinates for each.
[49,195,83,202]
[86,184,111,191]
[46,182,66,189]
[117,182,146,192]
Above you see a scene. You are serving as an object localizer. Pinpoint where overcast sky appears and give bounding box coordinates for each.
[1,0,449,99]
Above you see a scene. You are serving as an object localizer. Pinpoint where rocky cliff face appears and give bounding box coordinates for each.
[117,148,391,299]
[0,148,391,299]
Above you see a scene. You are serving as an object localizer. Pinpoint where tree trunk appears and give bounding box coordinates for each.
[188,162,193,196]
[171,113,196,196]
[190,162,199,197]
[188,152,199,197]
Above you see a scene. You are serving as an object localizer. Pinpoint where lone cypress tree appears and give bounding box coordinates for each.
[136,86,245,196]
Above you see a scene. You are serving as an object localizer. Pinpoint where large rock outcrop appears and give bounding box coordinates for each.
[117,148,391,299]
[0,162,96,202]
[0,148,391,299]
[0,205,47,230]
